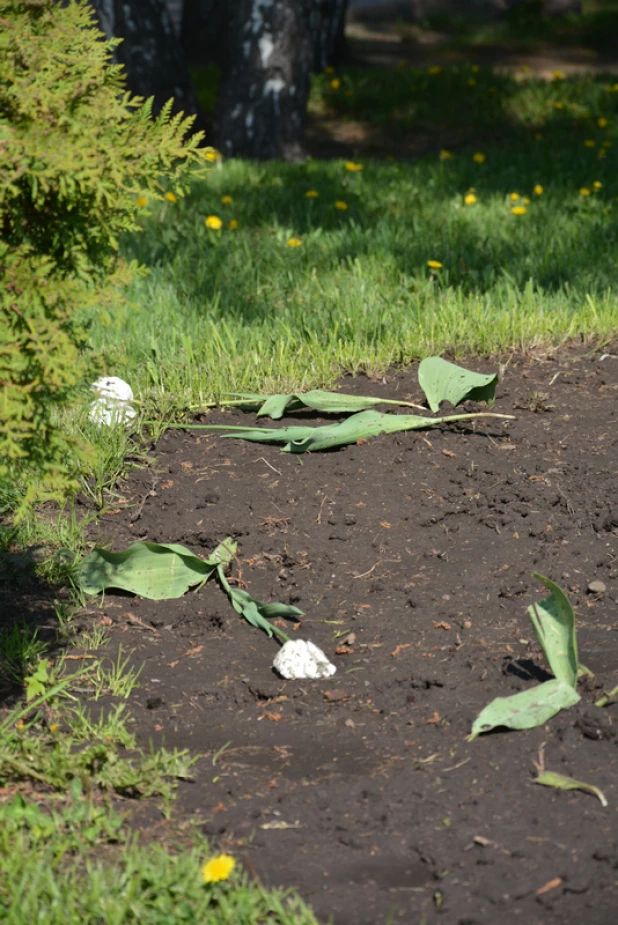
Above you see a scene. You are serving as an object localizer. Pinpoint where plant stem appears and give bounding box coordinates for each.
[595,684,618,708]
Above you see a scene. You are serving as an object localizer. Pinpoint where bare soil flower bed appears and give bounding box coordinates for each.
[84,343,617,925]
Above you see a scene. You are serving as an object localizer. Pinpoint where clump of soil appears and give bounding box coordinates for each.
[86,343,617,925]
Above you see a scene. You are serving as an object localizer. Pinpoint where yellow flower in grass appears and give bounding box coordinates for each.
[472,152,485,164]
[335,200,348,210]
[511,206,526,215]
[287,237,302,247]
[534,133,543,140]
[464,193,477,205]
[554,102,564,110]
[228,219,238,230]
[579,187,591,196]
[468,78,477,87]
[202,855,235,884]
[221,195,233,205]
[553,70,565,80]
[523,197,530,205]
[593,181,602,190]
[440,149,453,160]
[165,192,177,203]
[305,190,319,198]
[427,260,442,269]
[205,215,223,230]
[584,139,596,148]
[49,723,59,733]
[330,78,341,90]
[534,184,544,196]
[471,65,480,73]
[602,140,612,147]
[136,196,148,208]
[509,192,520,201]
[597,117,608,128]
[202,147,219,162]
[324,66,335,75]
[428,65,442,75]
[345,161,363,172]
[15,721,25,730]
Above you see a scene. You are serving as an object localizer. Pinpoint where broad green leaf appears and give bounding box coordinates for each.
[77,539,236,600]
[418,357,498,413]
[468,679,580,741]
[25,660,49,702]
[527,573,578,688]
[534,770,607,807]
[183,409,512,453]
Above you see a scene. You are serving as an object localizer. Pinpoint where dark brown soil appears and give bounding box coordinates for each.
[51,346,618,922]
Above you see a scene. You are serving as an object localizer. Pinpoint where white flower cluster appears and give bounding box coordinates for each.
[273,639,336,680]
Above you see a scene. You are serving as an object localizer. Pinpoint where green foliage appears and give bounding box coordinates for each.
[0,0,208,516]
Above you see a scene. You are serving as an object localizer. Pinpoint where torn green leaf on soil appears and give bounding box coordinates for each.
[469,679,581,741]
[418,357,498,412]
[534,770,608,807]
[528,573,579,688]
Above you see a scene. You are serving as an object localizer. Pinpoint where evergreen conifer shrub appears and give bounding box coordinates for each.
[0,0,209,517]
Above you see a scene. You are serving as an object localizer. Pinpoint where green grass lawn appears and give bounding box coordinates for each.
[89,65,618,420]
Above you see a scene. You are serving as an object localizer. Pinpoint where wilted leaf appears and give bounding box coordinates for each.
[77,539,236,600]
[527,573,578,688]
[534,770,607,807]
[469,679,580,740]
[216,565,303,639]
[224,389,423,419]
[181,409,512,454]
[418,357,498,413]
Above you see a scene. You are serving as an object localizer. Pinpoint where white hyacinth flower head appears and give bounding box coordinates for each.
[89,376,137,426]
[273,639,336,680]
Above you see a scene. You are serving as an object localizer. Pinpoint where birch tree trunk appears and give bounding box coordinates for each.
[310,0,348,73]
[87,0,208,135]
[213,0,313,161]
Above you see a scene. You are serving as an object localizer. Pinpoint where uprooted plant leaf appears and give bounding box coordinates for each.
[418,357,498,413]
[215,563,303,640]
[77,539,236,600]
[221,389,426,419]
[527,573,579,688]
[470,576,582,740]
[534,770,608,807]
[468,679,581,741]
[170,409,513,454]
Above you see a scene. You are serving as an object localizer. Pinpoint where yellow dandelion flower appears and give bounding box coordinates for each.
[398,60,407,68]
[464,193,477,205]
[553,70,565,80]
[136,196,148,208]
[579,187,591,196]
[471,65,480,73]
[468,78,477,87]
[523,197,530,205]
[597,117,608,128]
[554,102,564,110]
[304,190,319,198]
[330,78,341,90]
[324,66,335,75]
[509,192,520,201]
[335,200,348,210]
[602,140,612,147]
[613,83,618,91]
[221,195,233,205]
[534,185,543,196]
[427,260,442,269]
[287,237,302,247]
[228,219,238,230]
[345,161,363,172]
[165,192,177,203]
[49,723,59,733]
[521,64,530,73]
[15,721,25,730]
[428,66,442,75]
[593,181,602,189]
[534,133,543,140]
[202,147,219,162]
[439,149,453,160]
[202,855,236,884]
[472,152,485,164]
[205,215,223,230]
[584,139,596,148]
[468,187,476,193]
[598,149,607,159]
[511,206,526,215]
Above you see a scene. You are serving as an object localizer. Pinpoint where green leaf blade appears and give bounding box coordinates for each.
[469,679,581,740]
[535,770,608,807]
[418,357,498,413]
[527,573,579,688]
